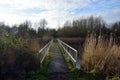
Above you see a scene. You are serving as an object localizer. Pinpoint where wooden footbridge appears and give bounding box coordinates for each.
[38,39,80,80]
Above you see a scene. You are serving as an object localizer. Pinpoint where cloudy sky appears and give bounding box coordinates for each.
[0,0,120,29]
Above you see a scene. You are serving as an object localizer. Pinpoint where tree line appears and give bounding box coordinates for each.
[57,16,120,38]
[0,19,56,39]
[0,16,120,39]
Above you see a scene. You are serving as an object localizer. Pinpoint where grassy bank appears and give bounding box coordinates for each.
[25,52,51,80]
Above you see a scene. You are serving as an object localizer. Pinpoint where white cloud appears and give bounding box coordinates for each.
[0,0,92,28]
[0,0,91,10]
[0,0,120,29]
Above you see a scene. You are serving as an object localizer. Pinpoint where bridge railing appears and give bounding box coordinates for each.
[57,39,78,67]
[38,39,53,67]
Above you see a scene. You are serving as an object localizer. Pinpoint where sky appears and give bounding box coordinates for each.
[0,0,120,29]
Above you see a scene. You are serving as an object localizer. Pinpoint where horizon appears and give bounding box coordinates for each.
[0,0,120,29]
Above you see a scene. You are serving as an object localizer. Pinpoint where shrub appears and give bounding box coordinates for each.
[0,35,42,80]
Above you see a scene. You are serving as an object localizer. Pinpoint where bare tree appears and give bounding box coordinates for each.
[38,19,48,37]
[64,21,72,27]
[39,19,48,30]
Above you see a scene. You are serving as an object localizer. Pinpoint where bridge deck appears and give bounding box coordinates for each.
[48,41,69,72]
[47,41,69,80]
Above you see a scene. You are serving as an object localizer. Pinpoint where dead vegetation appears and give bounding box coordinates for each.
[81,33,120,78]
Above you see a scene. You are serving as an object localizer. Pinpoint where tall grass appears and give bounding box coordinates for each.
[19,38,41,53]
[81,33,120,77]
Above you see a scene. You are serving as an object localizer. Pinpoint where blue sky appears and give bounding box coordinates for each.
[0,0,120,29]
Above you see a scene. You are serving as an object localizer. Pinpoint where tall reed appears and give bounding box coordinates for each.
[82,33,120,77]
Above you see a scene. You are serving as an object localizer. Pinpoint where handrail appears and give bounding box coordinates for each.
[57,39,78,67]
[38,39,53,67]
[58,39,77,53]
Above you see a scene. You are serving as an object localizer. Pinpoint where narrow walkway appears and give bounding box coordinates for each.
[48,41,68,72]
[47,40,69,80]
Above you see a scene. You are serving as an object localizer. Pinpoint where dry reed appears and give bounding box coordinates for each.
[82,33,120,77]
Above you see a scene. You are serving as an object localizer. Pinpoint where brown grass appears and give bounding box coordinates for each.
[81,33,120,76]
[18,38,42,53]
[18,38,42,67]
